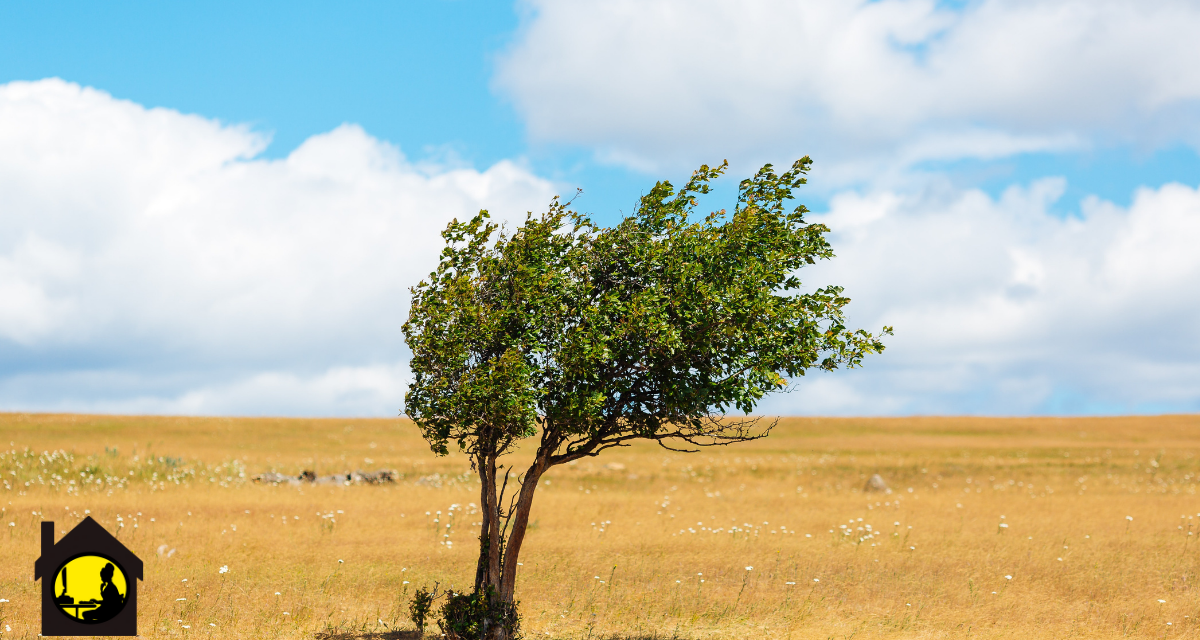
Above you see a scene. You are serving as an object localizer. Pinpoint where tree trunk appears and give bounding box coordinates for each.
[498,455,547,602]
[474,454,493,592]
[470,453,549,640]
[485,456,502,592]
[478,455,507,640]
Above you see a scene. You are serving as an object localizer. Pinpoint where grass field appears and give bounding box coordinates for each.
[1,412,1199,639]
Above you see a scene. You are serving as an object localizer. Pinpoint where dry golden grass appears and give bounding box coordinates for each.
[1,413,1199,639]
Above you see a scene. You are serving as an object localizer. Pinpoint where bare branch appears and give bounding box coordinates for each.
[655,439,701,454]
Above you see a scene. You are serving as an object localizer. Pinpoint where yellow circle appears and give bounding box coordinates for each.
[53,555,128,623]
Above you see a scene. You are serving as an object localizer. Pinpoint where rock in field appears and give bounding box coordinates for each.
[864,474,891,493]
[252,469,396,485]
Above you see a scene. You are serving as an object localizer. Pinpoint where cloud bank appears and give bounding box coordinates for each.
[0,79,555,415]
[497,0,1200,182]
[490,0,1200,415]
[759,177,1200,415]
[3,64,1199,417]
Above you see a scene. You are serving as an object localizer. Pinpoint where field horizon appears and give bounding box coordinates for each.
[2,412,1199,638]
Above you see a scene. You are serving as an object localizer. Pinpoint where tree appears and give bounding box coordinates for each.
[403,158,890,639]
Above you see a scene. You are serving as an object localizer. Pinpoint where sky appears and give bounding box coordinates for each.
[1,0,1199,417]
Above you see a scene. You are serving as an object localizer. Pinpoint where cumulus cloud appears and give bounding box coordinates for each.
[0,79,556,415]
[3,75,1197,418]
[496,0,1200,181]
[759,177,1200,415]
[492,0,1200,415]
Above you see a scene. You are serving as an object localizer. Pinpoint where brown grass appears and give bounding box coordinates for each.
[1,413,1199,639]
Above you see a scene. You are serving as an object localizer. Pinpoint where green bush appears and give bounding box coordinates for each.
[437,587,521,640]
[408,585,436,637]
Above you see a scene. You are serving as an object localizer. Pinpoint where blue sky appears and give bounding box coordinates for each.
[1,0,1199,416]
[0,1,660,220]
[0,2,524,161]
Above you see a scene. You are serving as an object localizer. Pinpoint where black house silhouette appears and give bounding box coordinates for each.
[35,517,143,636]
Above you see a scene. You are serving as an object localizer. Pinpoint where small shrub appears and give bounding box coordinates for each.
[437,587,521,640]
[409,584,438,637]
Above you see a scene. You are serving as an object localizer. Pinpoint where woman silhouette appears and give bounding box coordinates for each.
[82,563,124,622]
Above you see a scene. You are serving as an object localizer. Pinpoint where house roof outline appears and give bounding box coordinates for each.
[35,517,144,581]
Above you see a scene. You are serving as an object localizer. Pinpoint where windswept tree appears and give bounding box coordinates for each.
[403,158,890,639]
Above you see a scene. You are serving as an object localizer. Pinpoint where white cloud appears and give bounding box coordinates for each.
[761,177,1200,415]
[0,363,411,417]
[3,76,1197,418]
[494,1,1200,414]
[496,0,1200,181]
[0,79,556,416]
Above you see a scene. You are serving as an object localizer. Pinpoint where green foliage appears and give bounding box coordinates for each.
[437,587,521,640]
[404,157,890,462]
[404,200,578,460]
[409,585,436,637]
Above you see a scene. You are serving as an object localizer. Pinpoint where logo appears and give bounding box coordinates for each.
[35,517,142,636]
[53,554,129,624]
